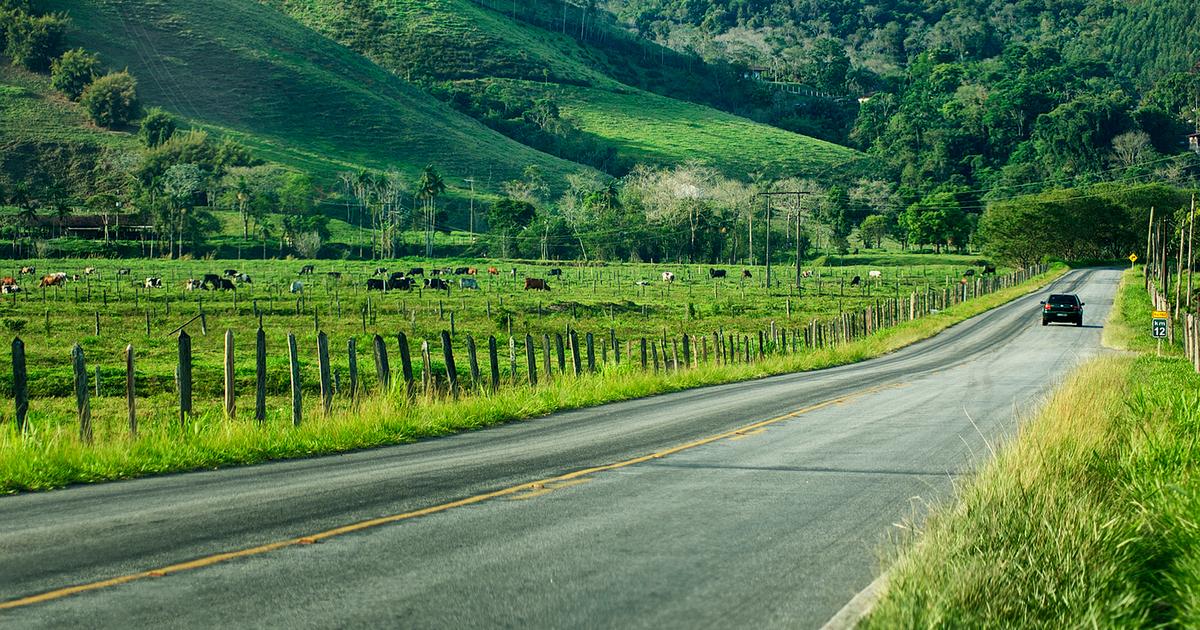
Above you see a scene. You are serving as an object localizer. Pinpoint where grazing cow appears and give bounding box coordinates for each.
[850,276,861,286]
[466,267,478,275]
[454,267,470,275]
[143,277,162,289]
[366,279,385,291]
[424,278,450,290]
[39,275,63,288]
[388,277,413,291]
[212,278,236,291]
[524,278,549,291]
[389,271,406,282]
[709,268,727,278]
[983,265,997,275]
[236,273,252,284]
[963,269,976,277]
[460,278,479,290]
[548,268,563,277]
[742,270,752,279]
[84,266,97,275]
[70,274,81,282]
[487,266,500,275]
[116,268,131,276]
[290,281,305,294]
[407,267,424,276]
[1,277,16,287]
[1,285,20,294]
[19,266,34,275]
[202,273,222,289]
[184,279,204,291]
[223,269,238,278]
[801,270,813,278]
[662,271,675,283]
[635,280,650,287]
[298,264,315,275]
[327,271,342,280]
[373,267,388,276]
[868,270,882,279]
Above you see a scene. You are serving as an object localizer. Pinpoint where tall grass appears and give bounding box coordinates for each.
[864,268,1200,628]
[0,265,1065,493]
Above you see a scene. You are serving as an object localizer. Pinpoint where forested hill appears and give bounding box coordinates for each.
[609,0,1199,90]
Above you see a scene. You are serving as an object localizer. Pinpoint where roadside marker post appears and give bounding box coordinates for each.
[1153,309,1169,356]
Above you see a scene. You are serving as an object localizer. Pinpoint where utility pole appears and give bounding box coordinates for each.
[465,177,476,243]
[757,190,812,293]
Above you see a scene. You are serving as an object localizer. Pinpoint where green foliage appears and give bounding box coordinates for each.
[859,214,888,249]
[48,47,98,100]
[902,191,970,253]
[79,70,139,129]
[3,9,67,72]
[138,106,175,147]
[979,183,1191,266]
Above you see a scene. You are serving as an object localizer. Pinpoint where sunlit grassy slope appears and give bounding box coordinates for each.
[39,0,590,186]
[267,0,868,179]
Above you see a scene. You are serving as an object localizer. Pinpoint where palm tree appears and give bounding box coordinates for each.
[416,164,445,258]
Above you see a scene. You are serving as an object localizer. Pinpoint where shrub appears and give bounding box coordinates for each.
[139,106,176,147]
[80,71,139,129]
[4,11,67,72]
[49,48,99,100]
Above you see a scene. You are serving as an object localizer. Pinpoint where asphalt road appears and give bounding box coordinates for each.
[0,268,1120,628]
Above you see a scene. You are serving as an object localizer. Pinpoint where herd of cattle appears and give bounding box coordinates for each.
[0,263,1000,296]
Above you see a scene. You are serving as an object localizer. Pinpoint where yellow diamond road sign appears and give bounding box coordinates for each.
[1129,253,1138,263]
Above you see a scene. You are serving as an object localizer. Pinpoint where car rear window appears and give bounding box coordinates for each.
[1048,295,1078,305]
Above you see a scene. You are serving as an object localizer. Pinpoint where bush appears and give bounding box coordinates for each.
[139,106,176,147]
[49,48,99,100]
[80,71,139,129]
[4,11,67,72]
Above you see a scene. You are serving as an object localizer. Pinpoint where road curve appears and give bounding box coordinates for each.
[0,268,1120,627]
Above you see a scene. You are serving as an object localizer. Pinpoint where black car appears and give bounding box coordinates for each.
[1041,293,1084,326]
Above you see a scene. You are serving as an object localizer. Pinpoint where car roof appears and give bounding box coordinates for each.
[1048,293,1079,301]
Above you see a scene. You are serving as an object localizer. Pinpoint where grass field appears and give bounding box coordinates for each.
[0,256,1059,493]
[35,0,590,187]
[864,267,1200,627]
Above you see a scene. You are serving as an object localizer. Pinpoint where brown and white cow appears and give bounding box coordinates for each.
[524,278,550,291]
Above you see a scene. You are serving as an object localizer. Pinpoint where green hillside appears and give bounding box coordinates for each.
[265,0,867,180]
[39,0,592,188]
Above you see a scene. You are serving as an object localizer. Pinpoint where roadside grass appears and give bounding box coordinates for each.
[863,267,1200,628]
[0,264,1065,493]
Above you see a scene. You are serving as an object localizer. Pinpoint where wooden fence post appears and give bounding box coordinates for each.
[651,341,660,372]
[178,331,192,428]
[526,333,538,386]
[466,335,481,387]
[542,334,553,380]
[555,333,566,372]
[640,337,648,370]
[682,334,691,367]
[255,327,266,423]
[570,330,582,376]
[347,337,359,403]
[488,335,500,391]
[224,329,236,419]
[72,344,91,443]
[12,337,27,433]
[287,333,302,426]
[125,343,136,438]
[373,334,390,390]
[442,330,458,398]
[397,332,414,396]
[318,331,332,415]
[586,332,595,372]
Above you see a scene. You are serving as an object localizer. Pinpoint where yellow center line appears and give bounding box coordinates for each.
[0,383,892,612]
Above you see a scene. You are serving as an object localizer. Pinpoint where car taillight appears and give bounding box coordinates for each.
[1044,304,1051,310]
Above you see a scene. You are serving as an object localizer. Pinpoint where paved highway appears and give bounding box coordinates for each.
[0,268,1119,628]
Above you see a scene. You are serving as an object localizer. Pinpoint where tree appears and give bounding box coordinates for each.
[859,215,888,249]
[1109,131,1155,168]
[49,48,99,100]
[80,71,139,129]
[487,198,535,258]
[902,191,970,253]
[5,11,67,72]
[139,107,176,148]
[415,164,445,258]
